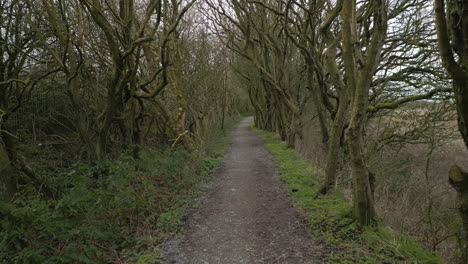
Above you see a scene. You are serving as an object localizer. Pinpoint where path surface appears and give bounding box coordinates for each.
[160,117,323,264]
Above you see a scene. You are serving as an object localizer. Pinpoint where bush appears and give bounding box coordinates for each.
[0,118,240,263]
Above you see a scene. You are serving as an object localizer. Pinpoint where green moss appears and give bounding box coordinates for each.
[254,127,441,264]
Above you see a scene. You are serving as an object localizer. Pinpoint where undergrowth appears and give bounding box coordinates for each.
[254,127,441,264]
[0,118,240,264]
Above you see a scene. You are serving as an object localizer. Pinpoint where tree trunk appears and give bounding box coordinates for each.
[321,95,349,194]
[454,80,468,150]
[96,99,115,160]
[0,140,17,201]
[434,1,468,260]
[340,0,386,225]
[307,65,329,149]
[287,112,297,148]
[434,0,468,147]
[347,122,376,225]
[221,70,227,131]
[449,165,468,263]
[1,125,53,197]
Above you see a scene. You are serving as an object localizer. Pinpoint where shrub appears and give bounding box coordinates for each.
[0,117,240,263]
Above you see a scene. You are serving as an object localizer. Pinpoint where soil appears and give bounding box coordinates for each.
[159,117,323,264]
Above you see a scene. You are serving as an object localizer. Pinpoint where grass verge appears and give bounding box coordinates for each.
[254,127,441,264]
[0,117,240,264]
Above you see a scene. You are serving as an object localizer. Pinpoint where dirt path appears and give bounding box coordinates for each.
[160,117,323,264]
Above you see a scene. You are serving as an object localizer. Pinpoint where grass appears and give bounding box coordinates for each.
[0,117,241,264]
[136,117,241,263]
[253,127,442,264]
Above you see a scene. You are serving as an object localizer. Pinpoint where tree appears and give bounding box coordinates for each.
[434,0,468,261]
[31,0,197,159]
[338,0,388,225]
[207,0,303,147]
[0,0,53,199]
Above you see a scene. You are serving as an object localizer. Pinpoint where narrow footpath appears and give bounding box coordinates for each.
[160,117,323,264]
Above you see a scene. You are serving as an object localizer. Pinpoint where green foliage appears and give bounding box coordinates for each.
[254,127,442,264]
[136,248,160,264]
[0,118,240,264]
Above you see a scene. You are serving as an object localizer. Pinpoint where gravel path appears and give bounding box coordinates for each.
[159,117,323,264]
